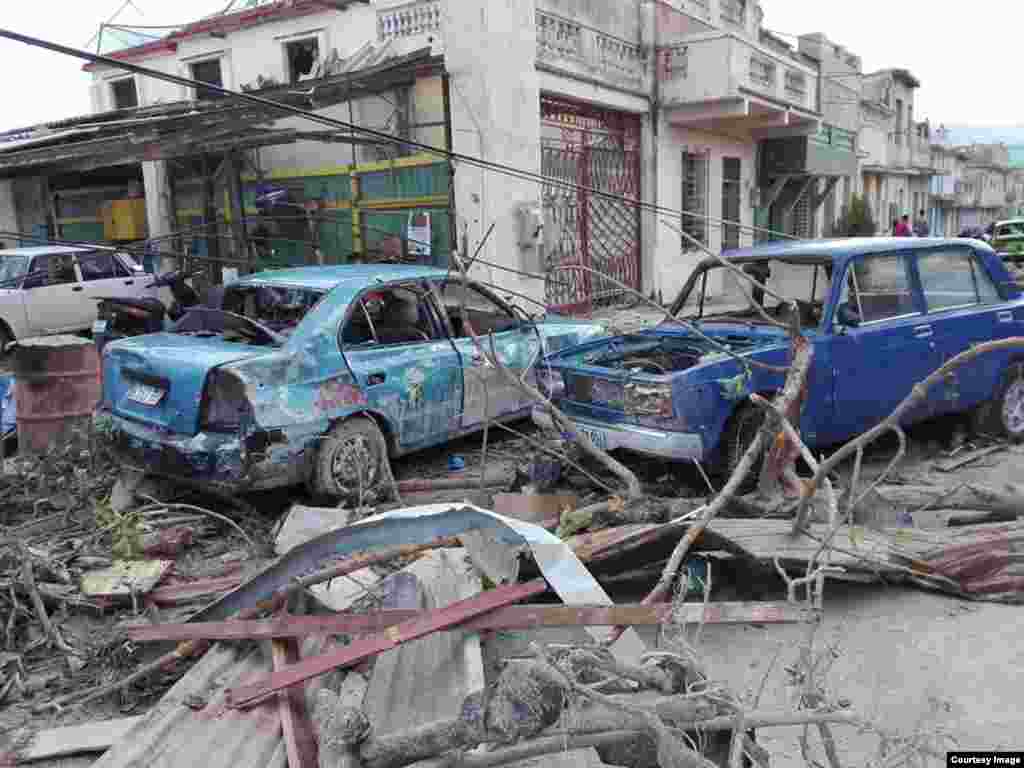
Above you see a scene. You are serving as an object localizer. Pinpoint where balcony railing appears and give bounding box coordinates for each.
[748,55,776,91]
[535,10,648,91]
[377,0,442,43]
[720,0,746,29]
[536,12,583,61]
[660,32,818,113]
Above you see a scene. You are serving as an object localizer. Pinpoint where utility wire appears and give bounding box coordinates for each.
[0,27,802,244]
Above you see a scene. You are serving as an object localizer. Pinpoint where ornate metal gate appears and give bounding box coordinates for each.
[540,95,641,315]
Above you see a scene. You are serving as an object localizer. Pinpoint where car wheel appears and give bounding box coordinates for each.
[311,416,390,503]
[717,404,766,493]
[995,364,1024,442]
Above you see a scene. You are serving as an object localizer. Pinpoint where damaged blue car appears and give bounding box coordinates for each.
[94,265,610,500]
[533,238,1024,478]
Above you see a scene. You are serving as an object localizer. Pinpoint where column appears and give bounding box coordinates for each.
[142,160,177,272]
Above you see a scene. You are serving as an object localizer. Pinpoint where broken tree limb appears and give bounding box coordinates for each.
[19,545,77,656]
[753,334,814,499]
[795,337,1024,528]
[450,251,642,499]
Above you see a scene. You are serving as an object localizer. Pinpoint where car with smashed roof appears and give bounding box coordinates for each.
[94,264,610,499]
[532,237,1024,478]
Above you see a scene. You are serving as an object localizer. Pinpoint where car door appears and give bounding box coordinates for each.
[77,250,147,304]
[912,246,1007,414]
[340,281,462,451]
[432,279,542,431]
[829,251,941,438]
[22,252,85,333]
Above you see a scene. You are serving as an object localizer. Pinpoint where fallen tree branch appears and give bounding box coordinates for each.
[451,251,642,498]
[19,546,77,656]
[795,337,1024,527]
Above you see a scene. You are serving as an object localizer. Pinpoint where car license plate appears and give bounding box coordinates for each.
[92,320,108,335]
[578,426,609,451]
[127,381,165,407]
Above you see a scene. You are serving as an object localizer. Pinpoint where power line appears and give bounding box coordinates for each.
[0,26,802,244]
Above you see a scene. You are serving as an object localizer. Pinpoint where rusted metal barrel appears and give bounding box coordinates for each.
[12,335,101,455]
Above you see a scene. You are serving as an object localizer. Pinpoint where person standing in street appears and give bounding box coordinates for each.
[914,210,930,237]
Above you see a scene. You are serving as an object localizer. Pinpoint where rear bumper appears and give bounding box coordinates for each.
[94,409,302,492]
[531,406,704,461]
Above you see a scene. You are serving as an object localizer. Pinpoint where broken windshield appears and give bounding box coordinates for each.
[221,284,326,339]
[674,259,832,329]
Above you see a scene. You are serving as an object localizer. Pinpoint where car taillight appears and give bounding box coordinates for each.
[624,381,673,418]
[200,370,253,433]
[536,368,566,399]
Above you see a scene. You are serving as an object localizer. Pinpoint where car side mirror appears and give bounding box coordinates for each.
[835,303,861,328]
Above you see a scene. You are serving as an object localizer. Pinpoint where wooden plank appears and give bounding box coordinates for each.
[145,574,245,607]
[363,549,486,738]
[935,444,1005,472]
[225,579,548,709]
[128,601,811,643]
[271,635,319,768]
[0,717,143,763]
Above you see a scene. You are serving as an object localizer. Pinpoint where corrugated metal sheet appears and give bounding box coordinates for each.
[363,549,485,733]
[90,643,288,768]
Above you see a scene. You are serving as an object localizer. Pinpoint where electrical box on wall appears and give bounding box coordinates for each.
[517,203,543,250]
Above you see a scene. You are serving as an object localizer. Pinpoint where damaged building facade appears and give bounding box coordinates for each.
[0,0,986,311]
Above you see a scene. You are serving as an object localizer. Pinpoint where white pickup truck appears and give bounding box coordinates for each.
[0,245,159,349]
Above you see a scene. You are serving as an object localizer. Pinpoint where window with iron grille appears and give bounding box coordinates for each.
[681,151,708,250]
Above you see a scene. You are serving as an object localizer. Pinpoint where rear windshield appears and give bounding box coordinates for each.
[0,255,30,286]
[221,284,326,338]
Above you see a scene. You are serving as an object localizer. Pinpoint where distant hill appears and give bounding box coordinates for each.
[940,125,1024,146]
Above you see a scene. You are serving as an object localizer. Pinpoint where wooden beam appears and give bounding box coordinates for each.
[0,717,143,763]
[761,174,791,210]
[782,175,817,219]
[271,632,320,768]
[224,579,548,709]
[225,150,250,275]
[811,176,840,212]
[127,601,813,643]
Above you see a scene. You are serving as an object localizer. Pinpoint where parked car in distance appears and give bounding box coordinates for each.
[94,264,610,500]
[532,238,1024,480]
[0,245,154,350]
[990,219,1024,262]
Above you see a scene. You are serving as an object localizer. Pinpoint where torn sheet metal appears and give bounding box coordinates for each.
[191,504,647,660]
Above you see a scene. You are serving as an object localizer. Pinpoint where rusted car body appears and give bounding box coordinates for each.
[94,265,609,497]
[533,238,1024,474]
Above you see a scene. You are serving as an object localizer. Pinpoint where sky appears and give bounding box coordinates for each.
[0,0,1020,134]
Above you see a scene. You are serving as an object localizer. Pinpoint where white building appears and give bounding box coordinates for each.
[61,0,829,310]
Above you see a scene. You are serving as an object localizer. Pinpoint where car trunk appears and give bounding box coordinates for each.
[103,333,263,435]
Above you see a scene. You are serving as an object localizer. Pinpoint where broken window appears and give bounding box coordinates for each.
[341,285,441,347]
[681,151,708,251]
[437,282,519,337]
[110,77,138,110]
[284,38,319,84]
[190,59,225,100]
[221,284,326,337]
